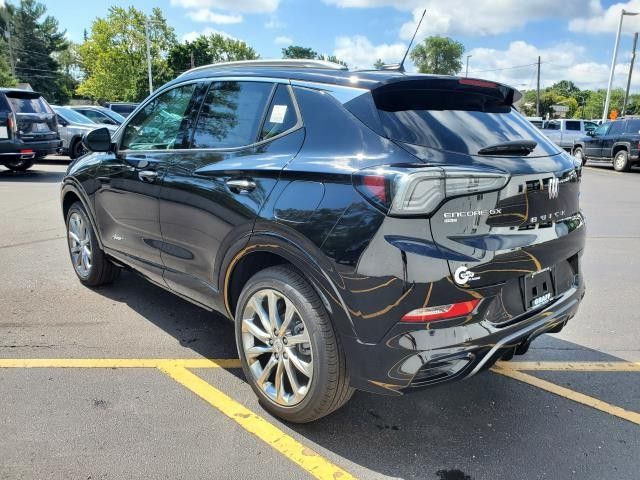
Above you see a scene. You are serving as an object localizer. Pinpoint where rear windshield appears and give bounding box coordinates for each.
[6,93,52,114]
[374,89,557,156]
[110,104,137,115]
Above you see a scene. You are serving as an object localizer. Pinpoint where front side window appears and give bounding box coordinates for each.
[121,84,196,150]
[192,81,273,149]
[594,122,610,136]
[584,121,597,132]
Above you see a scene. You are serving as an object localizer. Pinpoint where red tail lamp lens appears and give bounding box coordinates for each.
[401,299,479,323]
[20,149,34,154]
[362,175,387,203]
[459,78,497,88]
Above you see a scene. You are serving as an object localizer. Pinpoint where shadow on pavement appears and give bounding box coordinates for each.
[0,167,66,183]
[93,269,640,480]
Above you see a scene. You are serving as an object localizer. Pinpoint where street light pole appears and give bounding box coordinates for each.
[603,9,639,122]
[144,20,153,94]
[622,32,638,116]
[465,55,472,77]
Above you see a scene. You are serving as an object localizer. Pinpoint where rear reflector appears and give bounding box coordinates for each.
[401,299,479,323]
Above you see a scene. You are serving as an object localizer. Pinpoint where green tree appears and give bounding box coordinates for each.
[0,4,18,87]
[410,36,464,75]
[77,7,176,102]
[282,45,317,59]
[373,58,385,70]
[8,0,69,101]
[317,53,346,67]
[167,34,258,76]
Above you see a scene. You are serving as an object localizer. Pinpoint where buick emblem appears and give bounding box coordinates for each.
[548,177,559,199]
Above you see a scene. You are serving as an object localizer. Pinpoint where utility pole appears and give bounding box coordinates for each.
[536,56,541,117]
[190,50,195,69]
[604,9,639,122]
[144,20,153,94]
[3,18,16,76]
[465,55,472,77]
[622,32,638,116]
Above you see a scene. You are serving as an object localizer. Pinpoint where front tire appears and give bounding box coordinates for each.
[613,150,631,172]
[235,265,353,423]
[69,138,87,160]
[66,202,120,286]
[5,159,34,171]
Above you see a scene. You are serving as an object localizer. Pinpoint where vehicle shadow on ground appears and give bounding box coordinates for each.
[95,269,639,480]
[0,167,66,183]
[585,161,640,173]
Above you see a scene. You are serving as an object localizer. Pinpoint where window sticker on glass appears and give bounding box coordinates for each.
[269,104,288,124]
[0,126,8,139]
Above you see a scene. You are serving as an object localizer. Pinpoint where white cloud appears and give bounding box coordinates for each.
[186,9,243,24]
[274,36,293,46]
[265,14,285,29]
[464,40,640,92]
[569,1,640,34]
[333,35,406,69]
[325,0,594,37]
[170,0,279,13]
[181,27,237,42]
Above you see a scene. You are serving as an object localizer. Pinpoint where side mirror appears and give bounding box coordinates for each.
[586,130,595,137]
[83,127,112,152]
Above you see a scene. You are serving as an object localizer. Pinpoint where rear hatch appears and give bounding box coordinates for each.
[5,91,58,142]
[371,77,585,318]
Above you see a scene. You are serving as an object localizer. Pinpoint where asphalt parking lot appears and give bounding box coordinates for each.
[1,158,639,480]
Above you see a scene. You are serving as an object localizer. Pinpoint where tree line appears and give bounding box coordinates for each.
[2,0,638,117]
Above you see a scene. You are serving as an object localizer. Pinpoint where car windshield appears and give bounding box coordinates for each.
[55,107,96,124]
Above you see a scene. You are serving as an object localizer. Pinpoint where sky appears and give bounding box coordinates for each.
[26,0,640,92]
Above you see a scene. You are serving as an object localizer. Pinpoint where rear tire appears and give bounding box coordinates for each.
[69,138,86,160]
[66,201,120,286]
[613,150,631,172]
[5,159,34,171]
[573,146,585,166]
[235,265,353,423]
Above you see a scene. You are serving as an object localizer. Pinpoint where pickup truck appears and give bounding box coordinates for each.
[573,118,640,172]
[542,119,598,150]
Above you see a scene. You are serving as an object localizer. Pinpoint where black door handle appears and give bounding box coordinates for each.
[226,178,257,193]
[138,170,158,183]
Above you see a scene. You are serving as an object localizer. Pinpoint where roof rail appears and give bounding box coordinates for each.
[178,59,348,77]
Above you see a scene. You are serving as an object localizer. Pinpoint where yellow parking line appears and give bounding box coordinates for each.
[158,364,356,480]
[500,361,640,372]
[493,365,640,425]
[0,358,242,368]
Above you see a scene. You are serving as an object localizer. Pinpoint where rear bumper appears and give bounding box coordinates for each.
[343,273,585,395]
[0,138,62,158]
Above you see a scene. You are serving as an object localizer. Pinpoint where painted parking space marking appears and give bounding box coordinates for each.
[0,358,354,480]
[499,361,640,372]
[493,363,640,426]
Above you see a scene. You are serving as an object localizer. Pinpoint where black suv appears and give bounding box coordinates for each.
[0,88,61,171]
[61,60,586,422]
[573,118,640,171]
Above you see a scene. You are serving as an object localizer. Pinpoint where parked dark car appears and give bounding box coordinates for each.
[60,60,586,422]
[104,102,138,118]
[0,88,61,171]
[69,105,126,126]
[572,118,640,171]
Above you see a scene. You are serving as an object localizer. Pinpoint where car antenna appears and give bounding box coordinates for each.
[382,9,426,72]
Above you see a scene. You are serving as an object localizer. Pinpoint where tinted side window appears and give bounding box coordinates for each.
[565,121,580,131]
[78,110,103,122]
[121,84,196,150]
[192,81,273,149]
[625,119,640,133]
[608,121,625,136]
[260,84,297,141]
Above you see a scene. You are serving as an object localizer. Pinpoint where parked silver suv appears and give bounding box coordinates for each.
[52,106,117,159]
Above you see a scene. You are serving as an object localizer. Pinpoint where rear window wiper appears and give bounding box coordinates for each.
[477,140,537,156]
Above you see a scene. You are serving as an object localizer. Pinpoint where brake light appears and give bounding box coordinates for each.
[354,166,509,216]
[20,149,33,154]
[401,299,479,322]
[459,78,497,88]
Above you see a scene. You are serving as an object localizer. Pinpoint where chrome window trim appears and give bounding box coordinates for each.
[117,78,303,155]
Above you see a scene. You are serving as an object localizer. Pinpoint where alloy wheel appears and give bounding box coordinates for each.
[241,288,313,407]
[614,153,625,170]
[68,211,92,277]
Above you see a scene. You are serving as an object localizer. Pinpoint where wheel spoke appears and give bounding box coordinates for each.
[68,230,80,244]
[245,344,273,359]
[286,348,312,378]
[283,357,302,402]
[256,355,277,389]
[286,330,310,346]
[267,290,279,332]
[242,318,270,343]
[274,358,285,402]
[252,296,271,334]
[278,298,295,336]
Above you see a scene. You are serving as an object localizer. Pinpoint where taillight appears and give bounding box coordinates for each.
[354,166,509,216]
[401,299,479,323]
